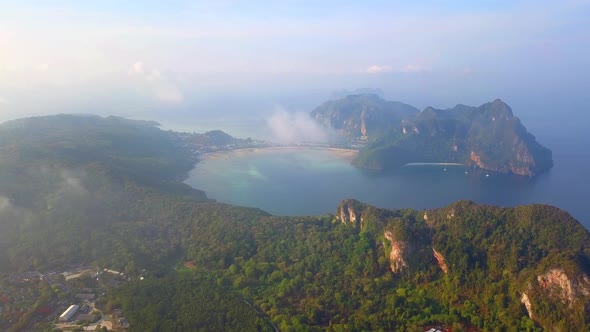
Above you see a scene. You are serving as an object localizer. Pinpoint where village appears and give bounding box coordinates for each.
[1,266,135,331]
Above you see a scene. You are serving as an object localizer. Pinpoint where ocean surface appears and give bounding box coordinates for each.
[180,103,590,229]
[185,141,590,230]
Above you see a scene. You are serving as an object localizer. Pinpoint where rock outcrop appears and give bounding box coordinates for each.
[332,199,590,330]
[384,231,410,274]
[537,268,590,304]
[520,269,590,328]
[470,151,485,169]
[521,292,534,319]
[432,248,449,273]
[335,199,363,226]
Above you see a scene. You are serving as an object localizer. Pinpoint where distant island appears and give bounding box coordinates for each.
[311,94,553,176]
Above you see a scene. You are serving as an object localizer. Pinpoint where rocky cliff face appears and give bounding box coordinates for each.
[335,199,364,227]
[432,248,449,273]
[335,199,425,274]
[383,231,410,273]
[537,268,590,304]
[334,199,590,330]
[520,268,590,330]
[313,96,553,176]
[408,99,553,176]
[521,292,534,319]
[469,151,486,169]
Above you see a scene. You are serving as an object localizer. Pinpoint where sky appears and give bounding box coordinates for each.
[0,0,589,133]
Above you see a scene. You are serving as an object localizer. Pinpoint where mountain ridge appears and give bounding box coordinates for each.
[311,95,553,176]
[335,198,590,330]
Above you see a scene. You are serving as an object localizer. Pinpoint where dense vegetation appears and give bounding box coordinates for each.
[0,115,587,331]
[108,272,275,331]
[311,95,553,176]
[0,115,206,273]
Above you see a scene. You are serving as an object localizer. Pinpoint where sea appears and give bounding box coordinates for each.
[184,145,589,231]
[179,109,590,230]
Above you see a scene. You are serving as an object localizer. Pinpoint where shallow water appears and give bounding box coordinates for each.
[185,147,589,230]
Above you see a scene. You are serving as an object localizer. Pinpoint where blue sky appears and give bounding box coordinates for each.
[0,0,589,126]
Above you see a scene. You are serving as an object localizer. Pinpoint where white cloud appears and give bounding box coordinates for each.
[60,170,87,196]
[130,62,165,82]
[366,65,393,74]
[0,195,31,222]
[0,97,8,104]
[266,106,329,143]
[0,2,587,118]
[129,61,165,82]
[37,166,89,198]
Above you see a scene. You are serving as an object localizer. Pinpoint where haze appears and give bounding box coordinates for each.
[1,0,589,136]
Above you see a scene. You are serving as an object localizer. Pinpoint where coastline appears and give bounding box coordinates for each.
[403,162,464,167]
[201,146,359,161]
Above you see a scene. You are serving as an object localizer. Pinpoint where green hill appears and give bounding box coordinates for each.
[310,94,419,139]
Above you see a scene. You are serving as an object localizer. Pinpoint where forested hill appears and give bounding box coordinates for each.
[0,114,210,273]
[0,114,199,185]
[311,95,553,176]
[310,94,419,138]
[0,114,588,331]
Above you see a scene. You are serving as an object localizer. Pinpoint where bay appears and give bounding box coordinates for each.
[185,145,590,230]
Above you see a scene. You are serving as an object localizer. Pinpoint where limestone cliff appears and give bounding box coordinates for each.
[432,248,449,273]
[520,268,590,330]
[383,231,410,274]
[313,96,553,176]
[521,292,534,319]
[310,94,419,139]
[333,199,590,330]
[536,268,590,304]
[335,199,364,227]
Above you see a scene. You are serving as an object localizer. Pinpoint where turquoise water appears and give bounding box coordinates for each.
[185,147,589,229]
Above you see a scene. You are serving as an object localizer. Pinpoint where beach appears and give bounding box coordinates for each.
[202,146,359,162]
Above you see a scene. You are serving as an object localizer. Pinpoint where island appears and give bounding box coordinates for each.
[311,94,553,176]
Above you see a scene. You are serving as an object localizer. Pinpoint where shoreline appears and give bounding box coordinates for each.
[403,162,464,167]
[200,146,359,161]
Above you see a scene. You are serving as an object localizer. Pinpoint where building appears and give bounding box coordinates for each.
[76,313,98,323]
[76,293,95,301]
[58,304,79,322]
